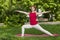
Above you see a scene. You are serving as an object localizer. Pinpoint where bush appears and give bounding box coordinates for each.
[0,0,60,27]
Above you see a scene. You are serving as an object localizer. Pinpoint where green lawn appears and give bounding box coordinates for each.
[0,24,60,40]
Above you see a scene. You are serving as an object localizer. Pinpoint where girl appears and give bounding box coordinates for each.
[16,6,56,37]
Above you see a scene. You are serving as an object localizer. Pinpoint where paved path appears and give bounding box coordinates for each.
[39,21,60,24]
[0,23,4,26]
[0,22,60,26]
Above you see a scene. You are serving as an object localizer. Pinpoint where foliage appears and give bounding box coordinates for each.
[0,0,60,26]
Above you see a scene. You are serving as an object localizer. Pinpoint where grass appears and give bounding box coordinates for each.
[0,24,60,40]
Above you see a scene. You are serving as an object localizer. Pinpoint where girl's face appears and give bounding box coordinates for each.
[30,6,36,11]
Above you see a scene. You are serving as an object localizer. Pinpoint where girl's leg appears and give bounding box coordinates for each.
[34,24,54,36]
[21,24,32,37]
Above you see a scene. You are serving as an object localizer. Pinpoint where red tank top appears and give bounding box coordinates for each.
[29,12,38,25]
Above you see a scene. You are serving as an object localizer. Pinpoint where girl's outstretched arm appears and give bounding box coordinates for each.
[15,10,29,15]
[42,11,51,14]
[37,11,51,16]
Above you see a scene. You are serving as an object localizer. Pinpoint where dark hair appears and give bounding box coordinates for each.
[30,5,36,9]
[29,5,36,11]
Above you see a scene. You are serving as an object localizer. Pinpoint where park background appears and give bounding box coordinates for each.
[0,0,60,40]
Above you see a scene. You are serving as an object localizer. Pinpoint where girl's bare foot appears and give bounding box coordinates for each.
[53,34,59,37]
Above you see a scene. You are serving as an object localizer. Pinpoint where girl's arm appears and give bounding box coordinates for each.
[42,11,51,14]
[15,10,29,15]
[37,11,51,16]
